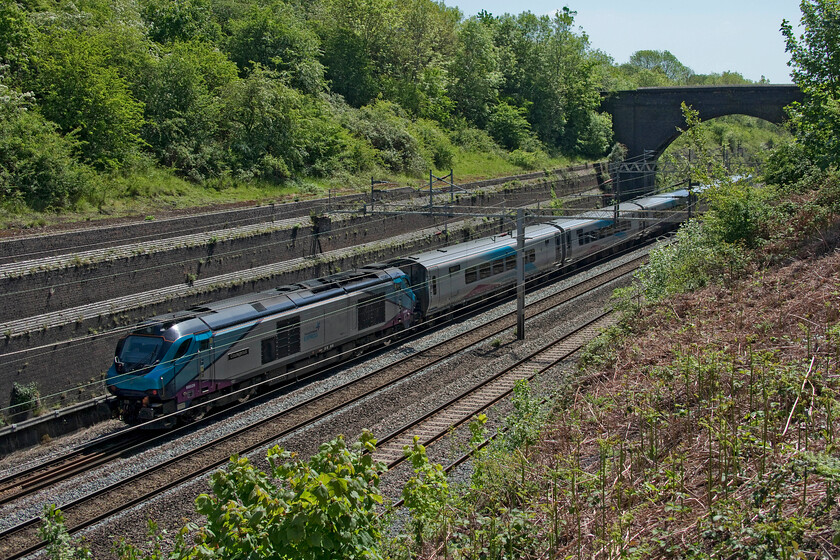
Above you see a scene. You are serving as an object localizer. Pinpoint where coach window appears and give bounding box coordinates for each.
[479,263,492,279]
[431,276,437,295]
[465,266,478,284]
[492,259,504,275]
[505,255,516,271]
[448,265,460,276]
[527,249,536,263]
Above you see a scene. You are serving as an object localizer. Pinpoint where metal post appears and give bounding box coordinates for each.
[450,169,454,203]
[429,170,434,212]
[516,208,525,340]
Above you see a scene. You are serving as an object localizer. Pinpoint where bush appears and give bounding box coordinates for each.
[32,27,145,170]
[192,432,386,559]
[575,111,613,157]
[701,178,774,247]
[449,126,502,154]
[344,100,427,176]
[636,219,743,302]
[411,118,455,170]
[487,101,533,150]
[763,141,819,190]
[507,148,547,169]
[10,381,40,417]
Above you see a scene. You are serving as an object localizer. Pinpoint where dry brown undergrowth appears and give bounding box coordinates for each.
[525,248,840,558]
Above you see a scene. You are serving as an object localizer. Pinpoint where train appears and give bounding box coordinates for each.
[106,188,692,425]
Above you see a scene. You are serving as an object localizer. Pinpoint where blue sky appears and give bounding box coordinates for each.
[440,1,801,84]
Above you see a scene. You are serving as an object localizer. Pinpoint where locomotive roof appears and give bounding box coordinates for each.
[139,266,407,333]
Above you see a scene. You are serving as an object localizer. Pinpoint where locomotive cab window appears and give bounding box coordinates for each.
[172,339,191,361]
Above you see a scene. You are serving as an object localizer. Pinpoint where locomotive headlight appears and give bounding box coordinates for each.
[142,396,150,407]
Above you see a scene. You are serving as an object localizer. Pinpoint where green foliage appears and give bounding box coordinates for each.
[38,505,92,560]
[343,100,427,175]
[225,2,324,94]
[0,0,35,74]
[320,28,377,107]
[502,379,545,450]
[401,437,451,547]
[448,18,501,127]
[141,0,220,44]
[575,111,613,157]
[191,432,385,559]
[782,0,840,169]
[140,41,236,180]
[0,71,93,210]
[410,118,455,170]
[30,26,145,169]
[763,141,819,189]
[636,220,741,302]
[487,101,533,150]
[218,66,303,180]
[507,148,548,170]
[10,381,41,417]
[0,0,765,215]
[701,178,773,247]
[578,323,628,372]
[627,49,694,83]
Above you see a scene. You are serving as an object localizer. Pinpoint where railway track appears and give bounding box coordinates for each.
[375,311,614,469]
[0,432,148,508]
[0,253,643,559]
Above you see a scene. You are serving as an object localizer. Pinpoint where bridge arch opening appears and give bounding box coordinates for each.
[653,114,791,188]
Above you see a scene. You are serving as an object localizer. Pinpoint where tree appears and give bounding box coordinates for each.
[782,0,840,169]
[321,28,377,107]
[0,0,35,75]
[219,66,303,180]
[31,27,145,169]
[487,100,532,150]
[141,0,221,44]
[448,17,501,127]
[140,41,237,180]
[225,2,324,94]
[0,67,93,210]
[627,49,694,83]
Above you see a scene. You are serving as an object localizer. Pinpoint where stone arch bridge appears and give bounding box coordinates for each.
[600,85,803,192]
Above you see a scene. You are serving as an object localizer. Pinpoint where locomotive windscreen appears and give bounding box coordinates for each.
[116,336,167,373]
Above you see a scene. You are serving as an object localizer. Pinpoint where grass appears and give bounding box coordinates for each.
[0,148,579,231]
